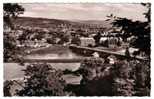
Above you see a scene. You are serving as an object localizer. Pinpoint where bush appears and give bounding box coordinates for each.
[4,59,150,96]
[132,60,150,96]
[16,63,68,96]
[112,60,150,96]
[46,37,57,44]
[112,61,135,96]
[76,57,114,96]
[71,36,81,46]
[75,58,150,96]
[4,32,24,62]
[4,80,14,96]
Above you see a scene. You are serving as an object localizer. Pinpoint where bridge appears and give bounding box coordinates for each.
[23,58,84,63]
[23,45,149,63]
[69,45,149,61]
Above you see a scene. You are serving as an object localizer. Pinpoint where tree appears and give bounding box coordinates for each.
[4,3,24,29]
[109,3,150,55]
[75,57,150,96]
[76,57,114,96]
[16,63,68,96]
[133,60,150,96]
[71,35,81,46]
[112,61,135,96]
[125,47,130,58]
[93,32,101,46]
[103,39,109,47]
[46,37,57,44]
[112,60,150,96]
[3,3,25,62]
[78,58,135,96]
[4,80,14,96]
[58,33,70,44]
[141,3,151,22]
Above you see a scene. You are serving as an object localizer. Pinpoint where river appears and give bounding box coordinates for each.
[4,45,82,84]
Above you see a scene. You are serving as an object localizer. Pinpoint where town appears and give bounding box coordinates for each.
[4,3,150,96]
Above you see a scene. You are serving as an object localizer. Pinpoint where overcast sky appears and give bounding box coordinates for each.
[20,3,148,21]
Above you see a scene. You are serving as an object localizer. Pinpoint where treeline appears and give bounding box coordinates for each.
[4,57,150,96]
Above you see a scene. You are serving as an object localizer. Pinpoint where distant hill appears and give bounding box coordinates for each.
[74,20,110,25]
[14,17,76,29]
[14,17,113,30]
[74,20,112,29]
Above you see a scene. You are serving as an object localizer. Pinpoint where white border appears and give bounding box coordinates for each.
[2,0,152,3]
[0,1,3,98]
[0,0,153,99]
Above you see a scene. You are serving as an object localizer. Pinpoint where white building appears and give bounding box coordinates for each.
[80,37,95,46]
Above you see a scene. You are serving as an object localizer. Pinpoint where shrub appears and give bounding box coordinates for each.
[76,58,150,96]
[112,61,135,96]
[76,57,114,96]
[132,60,150,96]
[16,63,68,96]
[4,80,14,96]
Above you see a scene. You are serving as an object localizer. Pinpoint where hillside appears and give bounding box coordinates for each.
[74,20,112,27]
[14,17,113,30]
[14,17,75,29]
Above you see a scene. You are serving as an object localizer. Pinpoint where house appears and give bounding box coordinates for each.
[80,37,95,47]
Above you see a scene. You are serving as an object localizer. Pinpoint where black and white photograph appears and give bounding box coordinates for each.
[3,3,151,96]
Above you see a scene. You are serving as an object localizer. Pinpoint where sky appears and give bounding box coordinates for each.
[20,3,148,21]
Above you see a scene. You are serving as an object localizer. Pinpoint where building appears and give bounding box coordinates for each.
[80,37,95,47]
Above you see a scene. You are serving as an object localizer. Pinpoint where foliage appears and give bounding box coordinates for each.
[58,33,70,44]
[93,32,101,46]
[80,57,105,82]
[4,58,150,96]
[4,31,25,62]
[112,60,150,96]
[100,39,109,47]
[75,57,114,96]
[125,47,130,58]
[4,80,14,96]
[46,37,57,44]
[4,32,16,62]
[33,33,45,40]
[4,3,25,62]
[75,57,150,96]
[108,3,150,55]
[71,36,81,46]
[4,3,24,29]
[131,60,151,96]
[16,63,68,96]
[112,61,135,96]
[141,3,151,22]
[61,34,70,43]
